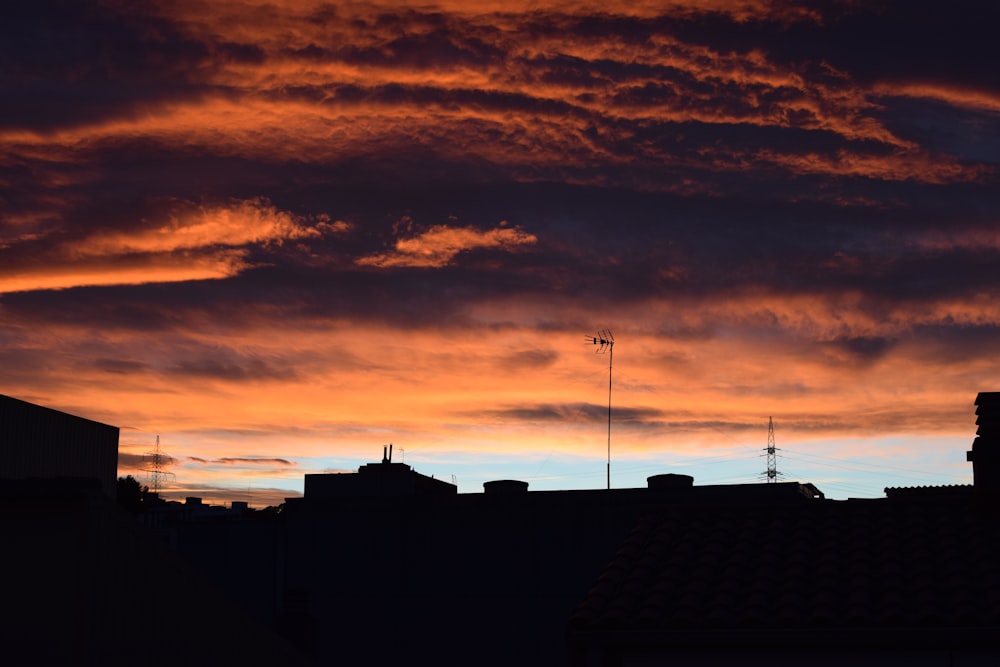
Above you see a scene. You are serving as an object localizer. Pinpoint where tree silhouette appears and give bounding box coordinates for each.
[116,475,148,513]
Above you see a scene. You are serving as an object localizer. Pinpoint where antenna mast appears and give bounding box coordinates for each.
[588,329,614,490]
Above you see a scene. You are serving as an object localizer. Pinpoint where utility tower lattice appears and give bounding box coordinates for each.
[763,416,781,483]
[142,435,176,494]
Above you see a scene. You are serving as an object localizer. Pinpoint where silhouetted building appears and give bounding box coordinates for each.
[567,489,1000,666]
[968,391,1000,491]
[62,392,997,667]
[274,465,826,665]
[0,393,118,497]
[0,477,310,666]
[304,446,457,499]
[567,393,1000,667]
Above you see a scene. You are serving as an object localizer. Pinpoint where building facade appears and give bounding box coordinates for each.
[0,394,119,497]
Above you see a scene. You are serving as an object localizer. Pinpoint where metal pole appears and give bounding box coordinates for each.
[607,341,612,490]
[588,329,615,491]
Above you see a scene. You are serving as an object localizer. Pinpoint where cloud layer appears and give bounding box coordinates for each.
[1,0,997,501]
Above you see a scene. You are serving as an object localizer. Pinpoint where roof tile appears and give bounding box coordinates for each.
[570,494,1000,634]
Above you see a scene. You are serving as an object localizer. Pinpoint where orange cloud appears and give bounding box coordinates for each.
[754,147,984,183]
[0,250,249,294]
[144,0,822,26]
[0,199,344,293]
[358,222,537,268]
[79,198,326,256]
[4,3,977,188]
[873,83,1000,113]
[7,279,985,503]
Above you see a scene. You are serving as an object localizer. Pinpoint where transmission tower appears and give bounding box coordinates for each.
[763,416,781,482]
[142,435,176,494]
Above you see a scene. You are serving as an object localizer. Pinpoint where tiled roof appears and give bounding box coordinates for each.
[883,484,974,498]
[569,494,1000,637]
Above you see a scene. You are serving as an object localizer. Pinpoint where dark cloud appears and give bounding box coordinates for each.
[910,324,1000,364]
[214,457,295,466]
[335,25,503,69]
[482,402,666,424]
[166,355,299,382]
[877,98,1000,166]
[117,452,147,468]
[183,456,296,467]
[117,451,176,467]
[497,349,560,370]
[93,358,151,374]
[823,336,897,363]
[665,1,1000,90]
[0,0,212,131]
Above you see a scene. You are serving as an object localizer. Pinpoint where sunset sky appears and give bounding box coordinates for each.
[2,0,998,506]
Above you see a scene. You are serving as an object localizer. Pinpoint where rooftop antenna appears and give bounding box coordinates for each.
[588,329,614,490]
[762,416,782,483]
[141,435,176,494]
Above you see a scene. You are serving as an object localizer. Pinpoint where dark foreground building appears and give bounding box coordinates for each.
[567,482,1000,666]
[0,395,308,666]
[0,477,312,666]
[568,392,1000,666]
[0,393,119,497]
[278,467,824,666]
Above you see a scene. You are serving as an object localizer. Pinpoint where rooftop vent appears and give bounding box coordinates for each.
[483,479,529,495]
[647,473,694,493]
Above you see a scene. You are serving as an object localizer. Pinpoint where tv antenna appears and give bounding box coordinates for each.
[588,329,614,490]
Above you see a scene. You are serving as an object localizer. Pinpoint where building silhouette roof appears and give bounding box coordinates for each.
[0,478,311,666]
[569,390,1000,660]
[568,492,1000,650]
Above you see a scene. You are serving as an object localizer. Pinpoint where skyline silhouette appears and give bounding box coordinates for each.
[4,391,1000,665]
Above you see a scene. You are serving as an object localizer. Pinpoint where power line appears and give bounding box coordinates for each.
[780,448,963,478]
[779,452,962,484]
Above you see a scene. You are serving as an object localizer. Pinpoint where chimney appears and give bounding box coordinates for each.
[968,392,1000,491]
